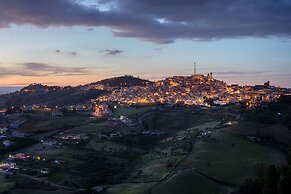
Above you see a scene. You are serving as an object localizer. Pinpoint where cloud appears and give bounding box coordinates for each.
[68,51,78,56]
[0,0,290,43]
[54,50,79,56]
[213,71,291,78]
[104,49,124,55]
[0,62,90,77]
[214,71,267,75]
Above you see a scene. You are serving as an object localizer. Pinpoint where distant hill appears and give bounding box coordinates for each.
[90,75,153,87]
[0,87,22,95]
[0,76,151,108]
[0,84,106,108]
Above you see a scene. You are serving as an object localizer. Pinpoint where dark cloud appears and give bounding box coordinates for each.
[0,62,90,77]
[54,50,79,56]
[104,49,124,55]
[69,51,78,56]
[0,0,290,43]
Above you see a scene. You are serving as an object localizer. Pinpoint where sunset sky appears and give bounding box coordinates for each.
[0,0,291,87]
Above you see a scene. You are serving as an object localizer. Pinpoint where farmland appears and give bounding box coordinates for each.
[0,104,290,194]
[180,131,287,185]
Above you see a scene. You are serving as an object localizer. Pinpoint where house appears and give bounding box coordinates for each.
[23,106,33,111]
[11,131,26,138]
[51,111,63,117]
[10,123,21,129]
[92,104,112,117]
[213,100,227,106]
[0,162,17,171]
[58,133,89,141]
[5,107,23,115]
[3,140,13,147]
[54,160,65,165]
[191,74,204,80]
[10,118,28,129]
[41,140,61,147]
[40,168,49,174]
[8,153,30,160]
[0,127,9,134]
[0,108,6,115]
[92,186,106,193]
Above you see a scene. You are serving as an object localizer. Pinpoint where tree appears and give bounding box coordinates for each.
[256,163,266,178]
[287,145,291,166]
[166,160,173,169]
[279,104,291,129]
[263,165,278,194]
[279,174,291,194]
[239,179,263,194]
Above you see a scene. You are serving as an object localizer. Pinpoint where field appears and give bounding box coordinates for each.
[0,175,15,193]
[20,112,95,133]
[224,121,291,145]
[0,174,71,194]
[150,171,228,194]
[127,143,187,182]
[1,105,289,194]
[9,189,71,194]
[181,131,287,185]
[113,106,156,118]
[107,183,154,194]
[84,140,129,153]
[141,107,239,132]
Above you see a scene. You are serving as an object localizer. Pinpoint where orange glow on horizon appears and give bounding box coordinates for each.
[0,74,108,87]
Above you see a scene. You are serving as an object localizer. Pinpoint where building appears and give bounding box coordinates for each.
[11,131,26,138]
[10,118,28,129]
[264,81,270,88]
[0,127,9,134]
[5,107,23,115]
[51,111,63,117]
[207,72,214,81]
[3,140,13,147]
[191,74,204,80]
[92,104,112,117]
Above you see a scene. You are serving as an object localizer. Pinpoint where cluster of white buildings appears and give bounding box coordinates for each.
[96,73,285,107]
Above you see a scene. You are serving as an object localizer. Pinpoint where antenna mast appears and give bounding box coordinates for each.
[194,62,196,75]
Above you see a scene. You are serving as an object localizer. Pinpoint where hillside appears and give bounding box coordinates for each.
[0,84,106,107]
[90,75,152,87]
[0,76,151,108]
[0,87,22,95]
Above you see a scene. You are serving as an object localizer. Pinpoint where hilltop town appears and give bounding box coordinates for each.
[0,74,291,194]
[96,73,287,109]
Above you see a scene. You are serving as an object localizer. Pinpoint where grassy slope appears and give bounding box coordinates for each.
[0,175,15,193]
[9,189,71,194]
[224,121,291,145]
[106,183,154,194]
[181,131,287,185]
[114,106,155,118]
[151,171,227,194]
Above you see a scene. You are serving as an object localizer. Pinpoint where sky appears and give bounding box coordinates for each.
[0,0,291,87]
